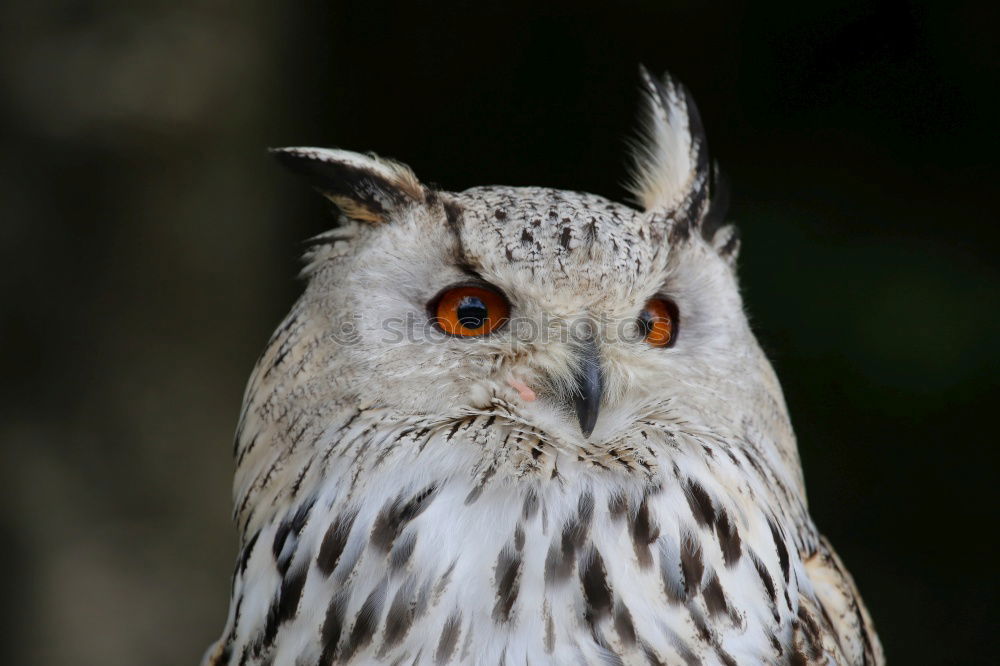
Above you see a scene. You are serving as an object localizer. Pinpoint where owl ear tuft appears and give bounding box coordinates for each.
[271,147,425,224]
[628,67,736,259]
[627,67,713,221]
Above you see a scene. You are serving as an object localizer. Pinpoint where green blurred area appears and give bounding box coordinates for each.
[1,1,996,664]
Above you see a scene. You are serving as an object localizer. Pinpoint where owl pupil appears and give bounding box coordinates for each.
[638,310,654,337]
[457,296,488,329]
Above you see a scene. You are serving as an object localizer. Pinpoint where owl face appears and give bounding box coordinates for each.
[272,70,768,471]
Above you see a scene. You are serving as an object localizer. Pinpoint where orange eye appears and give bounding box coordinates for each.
[638,298,678,348]
[431,284,510,337]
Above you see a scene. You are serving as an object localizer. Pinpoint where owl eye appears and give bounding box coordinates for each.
[430,284,510,337]
[638,298,678,348]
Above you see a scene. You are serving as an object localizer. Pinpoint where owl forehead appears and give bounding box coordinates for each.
[450,186,664,292]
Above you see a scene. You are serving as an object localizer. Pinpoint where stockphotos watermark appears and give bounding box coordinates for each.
[327,312,654,346]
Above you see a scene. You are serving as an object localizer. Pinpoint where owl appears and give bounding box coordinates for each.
[204,68,883,665]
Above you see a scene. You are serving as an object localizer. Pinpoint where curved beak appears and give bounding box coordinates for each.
[571,339,604,438]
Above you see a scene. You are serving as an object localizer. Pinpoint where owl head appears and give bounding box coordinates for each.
[250,69,787,499]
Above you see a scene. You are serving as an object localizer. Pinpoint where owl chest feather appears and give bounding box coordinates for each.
[219,412,821,666]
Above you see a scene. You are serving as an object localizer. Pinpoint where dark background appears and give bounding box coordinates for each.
[2,1,996,664]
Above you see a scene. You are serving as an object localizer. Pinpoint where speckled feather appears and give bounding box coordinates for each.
[204,70,883,666]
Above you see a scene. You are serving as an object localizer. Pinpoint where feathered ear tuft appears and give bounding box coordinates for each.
[626,67,711,219]
[271,147,425,224]
[627,67,736,259]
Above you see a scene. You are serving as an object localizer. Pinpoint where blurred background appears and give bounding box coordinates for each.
[1,1,996,664]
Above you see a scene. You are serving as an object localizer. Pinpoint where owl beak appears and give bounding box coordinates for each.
[572,341,604,438]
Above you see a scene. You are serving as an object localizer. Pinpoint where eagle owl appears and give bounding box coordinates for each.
[204,69,883,665]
